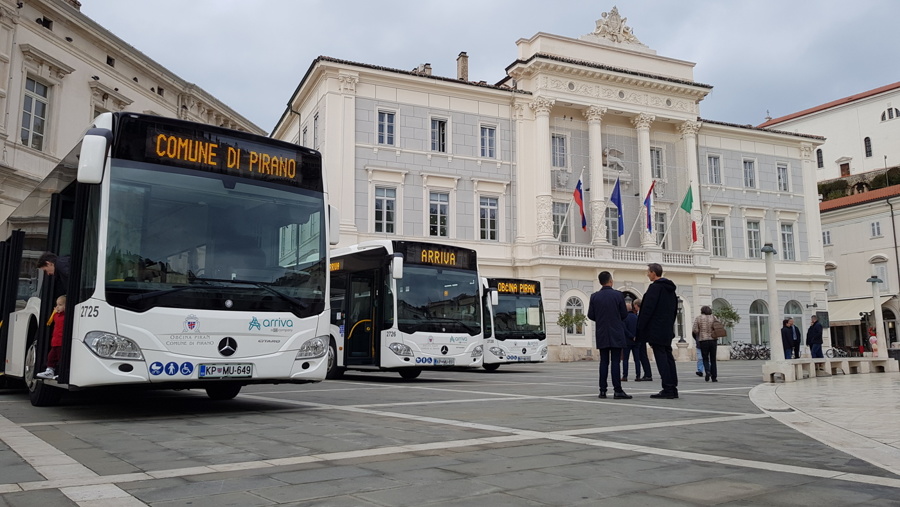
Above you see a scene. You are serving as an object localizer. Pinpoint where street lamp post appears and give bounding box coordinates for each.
[762,243,785,361]
[867,275,887,358]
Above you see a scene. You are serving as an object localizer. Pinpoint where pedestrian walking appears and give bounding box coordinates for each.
[807,315,824,358]
[692,305,719,382]
[587,271,632,400]
[624,299,651,381]
[636,263,679,399]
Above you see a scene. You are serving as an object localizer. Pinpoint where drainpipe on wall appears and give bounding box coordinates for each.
[888,198,900,291]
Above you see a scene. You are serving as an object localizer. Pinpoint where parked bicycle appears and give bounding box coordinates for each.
[825,346,849,358]
[730,341,759,360]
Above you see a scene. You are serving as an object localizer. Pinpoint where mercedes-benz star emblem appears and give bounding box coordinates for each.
[440,345,448,355]
[522,348,527,355]
[218,337,237,357]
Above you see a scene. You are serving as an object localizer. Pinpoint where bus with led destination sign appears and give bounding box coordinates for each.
[482,278,547,370]
[327,240,484,379]
[0,113,337,406]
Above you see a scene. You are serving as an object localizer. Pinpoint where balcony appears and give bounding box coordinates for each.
[555,243,709,267]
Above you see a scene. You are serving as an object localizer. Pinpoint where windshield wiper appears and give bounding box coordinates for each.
[126,280,215,303]
[191,276,309,310]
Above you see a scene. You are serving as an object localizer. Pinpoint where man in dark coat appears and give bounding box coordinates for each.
[38,251,70,299]
[587,271,631,399]
[636,263,679,399]
[807,315,824,358]
[780,319,797,359]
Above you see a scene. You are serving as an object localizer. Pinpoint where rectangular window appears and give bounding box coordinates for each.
[553,202,569,242]
[822,230,831,246]
[650,147,664,179]
[743,159,756,188]
[747,221,761,259]
[872,221,882,237]
[777,163,789,192]
[480,125,496,158]
[313,113,319,149]
[707,155,721,185]
[605,207,619,246]
[431,118,447,152]
[711,218,727,257]
[429,192,449,237]
[377,110,395,145]
[21,77,49,151]
[552,134,567,168]
[480,197,498,241]
[655,211,667,248]
[374,187,396,233]
[780,223,795,261]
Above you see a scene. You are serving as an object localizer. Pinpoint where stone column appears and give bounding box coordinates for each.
[531,97,555,240]
[800,142,824,263]
[678,120,704,251]
[632,113,656,248]
[584,106,608,245]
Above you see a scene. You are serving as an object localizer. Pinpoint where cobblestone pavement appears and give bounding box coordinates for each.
[1,361,898,506]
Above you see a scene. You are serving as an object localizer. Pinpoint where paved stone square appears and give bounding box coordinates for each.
[1,361,898,506]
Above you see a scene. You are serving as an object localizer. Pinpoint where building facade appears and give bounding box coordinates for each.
[0,0,262,224]
[273,8,829,357]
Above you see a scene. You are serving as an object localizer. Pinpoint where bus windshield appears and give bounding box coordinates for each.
[494,294,545,340]
[104,159,326,316]
[396,266,480,335]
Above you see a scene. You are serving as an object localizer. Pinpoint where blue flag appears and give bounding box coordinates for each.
[610,178,624,236]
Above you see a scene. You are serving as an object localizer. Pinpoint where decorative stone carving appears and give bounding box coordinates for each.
[338,73,358,93]
[592,6,642,45]
[536,196,553,236]
[583,106,606,123]
[591,201,609,244]
[678,120,702,137]
[603,148,625,171]
[530,97,555,115]
[800,142,814,159]
[631,113,655,130]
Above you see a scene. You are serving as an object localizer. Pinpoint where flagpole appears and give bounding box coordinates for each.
[623,205,644,247]
[659,184,692,248]
[555,166,588,241]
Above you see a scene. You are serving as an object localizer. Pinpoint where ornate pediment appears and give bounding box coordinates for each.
[582,6,647,48]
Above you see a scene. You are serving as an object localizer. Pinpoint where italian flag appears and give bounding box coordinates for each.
[680,187,697,242]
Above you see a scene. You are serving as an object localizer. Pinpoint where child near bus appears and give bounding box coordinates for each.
[36,295,65,380]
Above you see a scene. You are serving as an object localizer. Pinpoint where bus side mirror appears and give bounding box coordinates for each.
[329,205,340,246]
[77,128,111,184]
[490,288,499,306]
[391,253,403,280]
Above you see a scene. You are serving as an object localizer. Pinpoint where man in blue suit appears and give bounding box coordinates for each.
[587,271,632,399]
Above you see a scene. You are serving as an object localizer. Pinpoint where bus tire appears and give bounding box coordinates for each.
[25,342,63,407]
[205,383,242,400]
[482,363,500,371]
[399,368,422,380]
[326,339,345,380]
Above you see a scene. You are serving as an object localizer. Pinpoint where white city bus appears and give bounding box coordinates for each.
[482,278,547,370]
[327,240,484,379]
[0,113,337,405]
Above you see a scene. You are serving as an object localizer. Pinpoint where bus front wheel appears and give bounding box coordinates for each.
[25,342,63,407]
[205,383,242,400]
[482,363,500,371]
[326,339,345,380]
[399,368,422,380]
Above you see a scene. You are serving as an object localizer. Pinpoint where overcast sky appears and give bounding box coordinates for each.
[80,0,899,134]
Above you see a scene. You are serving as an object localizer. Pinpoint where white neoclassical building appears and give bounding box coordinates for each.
[272,8,829,358]
[0,0,262,224]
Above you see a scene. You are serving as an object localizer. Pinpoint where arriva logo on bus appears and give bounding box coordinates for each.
[248,317,295,331]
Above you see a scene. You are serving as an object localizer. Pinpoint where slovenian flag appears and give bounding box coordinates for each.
[573,179,587,231]
[644,180,656,233]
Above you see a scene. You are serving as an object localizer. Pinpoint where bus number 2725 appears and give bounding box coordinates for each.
[80,306,100,318]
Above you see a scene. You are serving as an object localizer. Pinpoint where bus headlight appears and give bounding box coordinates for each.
[296,336,328,359]
[489,346,504,356]
[389,342,413,357]
[85,331,144,360]
[472,344,483,358]
[540,345,548,357]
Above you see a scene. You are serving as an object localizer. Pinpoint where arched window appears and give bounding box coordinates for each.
[712,298,734,344]
[864,137,872,158]
[565,297,585,335]
[749,299,769,345]
[784,300,803,332]
[816,149,824,168]
[881,108,900,121]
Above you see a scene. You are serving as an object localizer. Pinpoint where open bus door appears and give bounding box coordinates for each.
[0,230,25,386]
[345,272,377,366]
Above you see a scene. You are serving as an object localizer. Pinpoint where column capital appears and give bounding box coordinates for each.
[631,113,655,130]
[677,120,702,137]
[583,105,607,122]
[800,142,815,159]
[530,97,555,115]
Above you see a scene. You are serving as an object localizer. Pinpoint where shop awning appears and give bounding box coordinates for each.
[826,295,894,326]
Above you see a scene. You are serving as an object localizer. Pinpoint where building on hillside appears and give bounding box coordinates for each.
[759,81,900,182]
[819,187,900,352]
[0,0,262,223]
[272,7,829,358]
